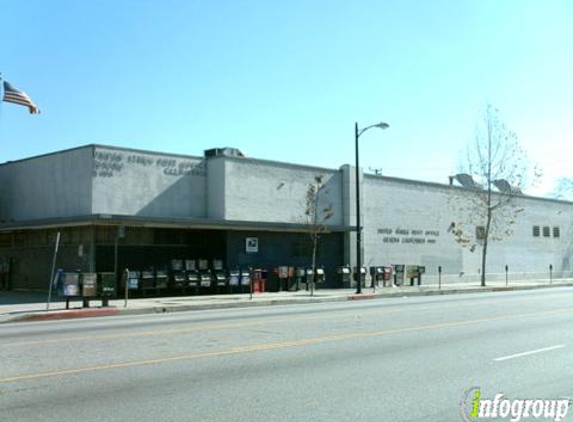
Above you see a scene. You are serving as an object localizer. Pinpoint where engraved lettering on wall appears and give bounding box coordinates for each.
[93,151,206,178]
[377,227,440,245]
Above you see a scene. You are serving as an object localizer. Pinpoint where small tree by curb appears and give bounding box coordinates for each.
[305,175,333,296]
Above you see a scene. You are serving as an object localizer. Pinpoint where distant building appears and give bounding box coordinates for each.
[0,144,571,291]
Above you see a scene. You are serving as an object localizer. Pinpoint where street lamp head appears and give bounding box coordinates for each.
[374,122,390,130]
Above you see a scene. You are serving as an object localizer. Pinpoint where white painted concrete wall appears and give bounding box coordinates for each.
[221,158,344,226]
[91,146,207,218]
[362,174,573,282]
[2,145,572,283]
[0,146,93,221]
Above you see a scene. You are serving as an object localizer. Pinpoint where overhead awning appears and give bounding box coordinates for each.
[0,214,355,234]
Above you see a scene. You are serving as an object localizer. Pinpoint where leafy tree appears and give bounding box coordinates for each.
[305,175,333,296]
[448,104,539,286]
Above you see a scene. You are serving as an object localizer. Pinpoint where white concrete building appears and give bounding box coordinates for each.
[0,144,571,291]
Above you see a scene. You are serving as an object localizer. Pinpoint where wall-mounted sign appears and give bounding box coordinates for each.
[246,237,259,254]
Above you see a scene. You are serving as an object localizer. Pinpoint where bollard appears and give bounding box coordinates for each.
[438,266,442,290]
[124,268,130,308]
[505,265,509,286]
[549,264,553,284]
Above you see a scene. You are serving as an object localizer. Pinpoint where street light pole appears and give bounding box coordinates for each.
[355,121,389,294]
[355,123,362,294]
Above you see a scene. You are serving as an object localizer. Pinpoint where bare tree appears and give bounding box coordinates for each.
[550,177,573,201]
[305,175,333,296]
[448,104,539,286]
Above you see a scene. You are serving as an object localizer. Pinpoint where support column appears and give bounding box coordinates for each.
[340,164,362,287]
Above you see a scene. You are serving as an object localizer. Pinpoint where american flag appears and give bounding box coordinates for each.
[2,80,40,114]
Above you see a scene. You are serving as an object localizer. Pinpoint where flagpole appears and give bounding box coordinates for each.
[0,72,3,122]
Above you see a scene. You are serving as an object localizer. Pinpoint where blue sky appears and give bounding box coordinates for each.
[1,0,572,196]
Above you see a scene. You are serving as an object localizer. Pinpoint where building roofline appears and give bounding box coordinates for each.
[92,144,204,161]
[0,214,354,233]
[1,143,339,175]
[0,144,208,169]
[364,173,573,206]
[3,143,568,206]
[0,144,95,168]
[208,153,340,175]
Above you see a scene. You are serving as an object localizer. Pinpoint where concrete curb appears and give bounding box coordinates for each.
[5,308,119,323]
[3,282,573,324]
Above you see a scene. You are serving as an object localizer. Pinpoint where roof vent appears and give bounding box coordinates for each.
[449,173,479,188]
[204,147,245,158]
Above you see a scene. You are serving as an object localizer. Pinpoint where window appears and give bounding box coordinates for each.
[476,226,486,240]
[532,226,540,237]
[543,226,550,237]
[553,227,560,238]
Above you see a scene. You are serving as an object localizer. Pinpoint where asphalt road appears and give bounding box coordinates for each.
[1,288,573,422]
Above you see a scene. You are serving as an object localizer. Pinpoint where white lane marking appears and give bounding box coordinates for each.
[494,345,565,362]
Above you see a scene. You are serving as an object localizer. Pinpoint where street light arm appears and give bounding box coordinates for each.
[357,122,390,138]
[357,125,376,138]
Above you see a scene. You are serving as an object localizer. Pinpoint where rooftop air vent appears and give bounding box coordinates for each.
[204,147,245,158]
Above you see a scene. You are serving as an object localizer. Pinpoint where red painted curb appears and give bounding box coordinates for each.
[348,294,376,301]
[21,308,118,322]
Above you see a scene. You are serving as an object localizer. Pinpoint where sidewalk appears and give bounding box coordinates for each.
[2,279,573,324]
